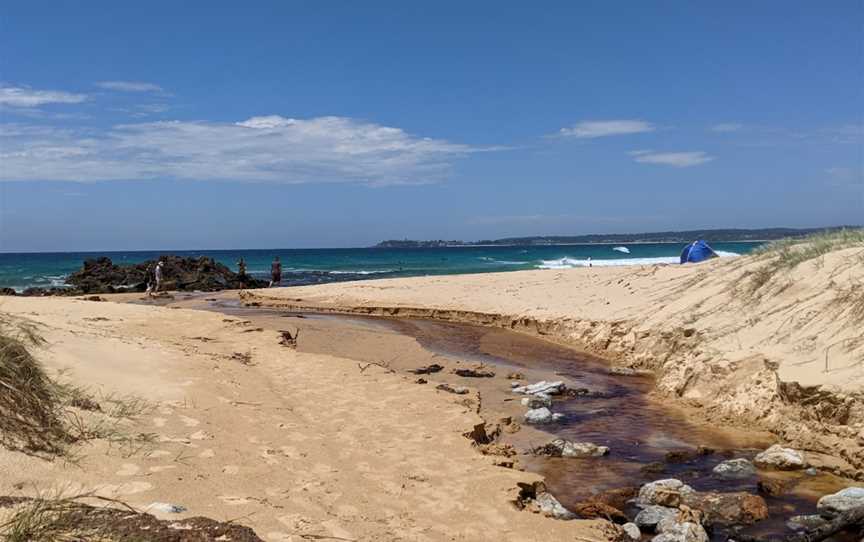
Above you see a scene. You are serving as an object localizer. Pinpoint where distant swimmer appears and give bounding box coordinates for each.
[587,256,592,268]
[269,256,282,287]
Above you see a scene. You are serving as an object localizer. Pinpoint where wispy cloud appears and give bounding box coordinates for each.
[710,123,743,133]
[96,81,165,94]
[629,150,714,167]
[826,166,863,186]
[559,120,654,138]
[0,85,88,108]
[0,115,481,186]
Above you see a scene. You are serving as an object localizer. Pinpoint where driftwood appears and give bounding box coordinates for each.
[409,364,443,375]
[730,505,864,542]
[279,328,300,348]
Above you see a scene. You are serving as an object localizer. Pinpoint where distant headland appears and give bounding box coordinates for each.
[374,226,861,248]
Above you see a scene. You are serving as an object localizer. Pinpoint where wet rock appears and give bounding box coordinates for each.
[515,483,576,520]
[523,407,564,425]
[753,444,807,470]
[572,501,628,523]
[652,520,709,542]
[756,478,794,497]
[532,438,609,458]
[0,287,17,296]
[712,458,756,479]
[665,447,714,464]
[622,522,642,541]
[67,255,268,293]
[641,462,666,475]
[436,383,469,395]
[637,479,695,507]
[635,505,678,532]
[512,380,566,396]
[787,514,829,531]
[681,491,769,526]
[595,487,639,510]
[817,486,864,518]
[521,394,552,409]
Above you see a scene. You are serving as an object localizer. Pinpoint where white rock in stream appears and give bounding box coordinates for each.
[533,492,576,520]
[540,438,609,458]
[787,514,829,531]
[817,487,864,518]
[753,444,807,470]
[712,458,756,479]
[637,479,695,507]
[622,522,641,541]
[652,521,709,542]
[523,407,564,424]
[521,394,552,408]
[512,380,566,396]
[635,505,678,531]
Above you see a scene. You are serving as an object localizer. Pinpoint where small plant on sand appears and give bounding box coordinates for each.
[0,321,73,455]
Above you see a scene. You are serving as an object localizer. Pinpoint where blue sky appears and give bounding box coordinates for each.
[1,1,862,251]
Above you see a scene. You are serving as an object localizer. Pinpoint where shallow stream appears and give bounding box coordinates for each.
[186,295,853,541]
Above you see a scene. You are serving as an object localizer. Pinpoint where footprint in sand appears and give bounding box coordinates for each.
[189,430,214,440]
[152,417,167,428]
[198,448,215,458]
[115,463,140,476]
[222,465,240,474]
[179,415,200,427]
[218,495,251,505]
[94,481,153,496]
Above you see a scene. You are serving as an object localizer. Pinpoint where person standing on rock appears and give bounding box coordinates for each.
[237,257,247,277]
[269,256,282,288]
[153,261,165,295]
[144,262,155,296]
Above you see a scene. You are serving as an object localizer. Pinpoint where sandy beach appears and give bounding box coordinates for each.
[1,238,862,540]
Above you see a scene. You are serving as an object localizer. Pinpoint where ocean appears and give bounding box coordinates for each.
[0,242,762,292]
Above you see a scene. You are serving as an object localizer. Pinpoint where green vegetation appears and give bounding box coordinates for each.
[0,320,71,455]
[0,314,153,459]
[745,228,864,297]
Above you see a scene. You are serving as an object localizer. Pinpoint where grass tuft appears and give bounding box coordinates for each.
[744,228,864,297]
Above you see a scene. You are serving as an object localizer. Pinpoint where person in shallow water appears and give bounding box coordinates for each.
[269,256,282,287]
[144,262,155,295]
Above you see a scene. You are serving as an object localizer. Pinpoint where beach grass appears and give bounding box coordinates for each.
[744,228,864,296]
[0,318,72,455]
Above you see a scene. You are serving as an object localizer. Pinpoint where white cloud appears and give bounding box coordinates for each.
[96,81,165,94]
[559,120,654,138]
[0,85,87,108]
[0,115,479,185]
[629,150,714,167]
[710,123,743,132]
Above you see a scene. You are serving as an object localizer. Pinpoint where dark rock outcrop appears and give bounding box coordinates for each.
[66,255,268,293]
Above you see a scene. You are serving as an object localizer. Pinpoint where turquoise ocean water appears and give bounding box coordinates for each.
[0,242,762,292]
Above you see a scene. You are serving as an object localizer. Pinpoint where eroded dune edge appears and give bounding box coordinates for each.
[243,239,864,480]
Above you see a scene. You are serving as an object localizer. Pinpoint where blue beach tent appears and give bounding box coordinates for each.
[680,240,718,264]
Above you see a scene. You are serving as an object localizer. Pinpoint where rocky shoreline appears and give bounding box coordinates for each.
[1,255,267,296]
